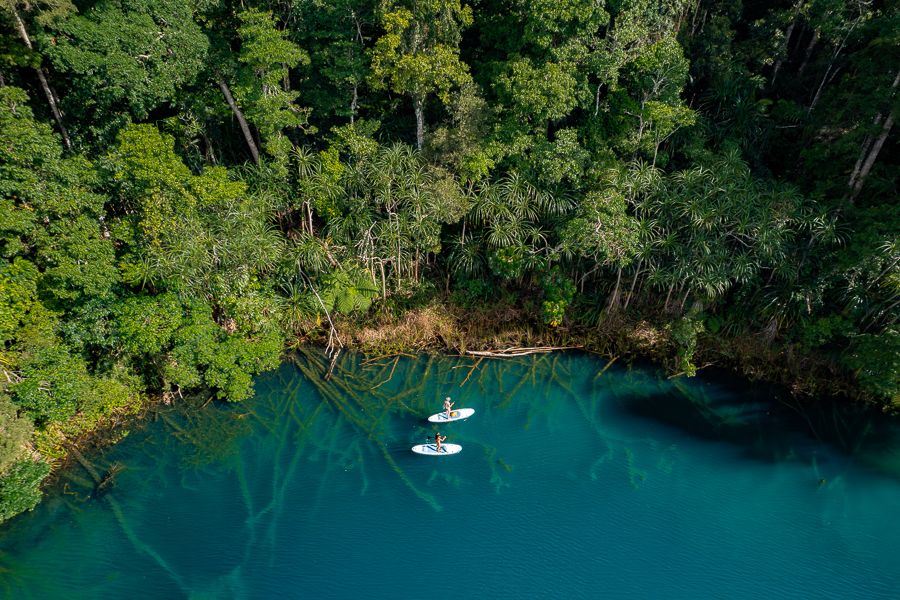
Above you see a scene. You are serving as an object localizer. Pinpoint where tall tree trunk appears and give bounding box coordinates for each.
[200,130,217,164]
[808,23,856,113]
[812,65,844,112]
[847,115,881,192]
[848,69,900,200]
[350,9,364,125]
[664,281,675,311]
[772,2,803,85]
[12,8,71,149]
[608,267,623,312]
[796,29,818,78]
[623,258,643,311]
[217,77,260,165]
[298,201,310,234]
[679,287,691,313]
[636,98,647,144]
[849,111,895,203]
[413,95,425,151]
[652,133,661,168]
[689,6,703,37]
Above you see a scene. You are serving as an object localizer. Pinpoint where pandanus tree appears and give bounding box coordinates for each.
[814,223,899,337]
[290,145,343,237]
[358,143,466,290]
[291,134,467,296]
[454,171,571,284]
[615,150,815,319]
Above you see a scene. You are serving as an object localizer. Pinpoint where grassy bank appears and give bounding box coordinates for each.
[330,299,877,409]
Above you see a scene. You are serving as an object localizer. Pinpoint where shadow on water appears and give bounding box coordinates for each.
[609,359,900,481]
[1,349,899,599]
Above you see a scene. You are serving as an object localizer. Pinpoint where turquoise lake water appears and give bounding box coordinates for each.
[1,351,900,599]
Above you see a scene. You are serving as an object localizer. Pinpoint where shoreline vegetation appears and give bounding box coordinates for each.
[9,298,870,513]
[34,307,884,506]
[333,302,861,400]
[0,302,891,529]
[1,0,897,526]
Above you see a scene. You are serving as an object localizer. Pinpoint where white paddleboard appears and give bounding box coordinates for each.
[427,408,475,423]
[411,443,462,456]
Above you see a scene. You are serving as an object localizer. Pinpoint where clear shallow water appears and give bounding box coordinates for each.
[2,351,900,599]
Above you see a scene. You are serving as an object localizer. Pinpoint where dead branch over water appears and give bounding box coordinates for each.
[464,345,581,357]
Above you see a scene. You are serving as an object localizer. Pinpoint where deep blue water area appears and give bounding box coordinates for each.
[1,351,899,599]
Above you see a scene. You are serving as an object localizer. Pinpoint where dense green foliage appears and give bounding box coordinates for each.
[0,458,49,522]
[0,0,896,522]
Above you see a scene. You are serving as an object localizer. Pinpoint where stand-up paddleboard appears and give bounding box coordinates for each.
[427,408,475,423]
[411,443,462,456]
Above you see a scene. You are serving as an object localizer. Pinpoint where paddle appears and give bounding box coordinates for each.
[427,436,446,451]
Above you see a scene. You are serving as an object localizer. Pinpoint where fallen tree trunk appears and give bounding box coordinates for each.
[464,346,582,357]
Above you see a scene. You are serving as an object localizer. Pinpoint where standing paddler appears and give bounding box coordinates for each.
[443,396,454,419]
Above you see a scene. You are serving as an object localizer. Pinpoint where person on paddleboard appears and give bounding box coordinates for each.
[435,432,447,453]
[443,397,454,419]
